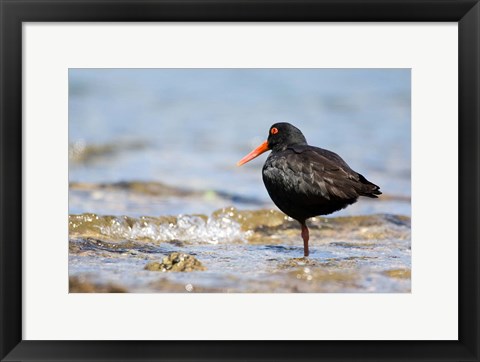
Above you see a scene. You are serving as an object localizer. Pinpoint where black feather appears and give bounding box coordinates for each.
[261,123,382,223]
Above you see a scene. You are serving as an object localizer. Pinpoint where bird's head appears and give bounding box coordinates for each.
[237,122,307,166]
[266,122,307,152]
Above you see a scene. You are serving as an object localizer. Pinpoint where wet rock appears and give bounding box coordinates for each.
[69,276,127,293]
[166,239,186,247]
[383,268,411,279]
[212,207,289,231]
[378,193,411,202]
[70,180,196,197]
[69,140,148,164]
[68,209,411,293]
[145,253,206,272]
[69,237,161,256]
[279,258,324,269]
[147,279,223,293]
[69,210,410,249]
[287,267,360,287]
[330,241,377,249]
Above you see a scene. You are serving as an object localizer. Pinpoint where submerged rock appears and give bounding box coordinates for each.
[69,140,148,164]
[68,208,411,292]
[69,276,127,293]
[68,208,411,247]
[383,268,411,279]
[70,180,195,197]
[278,257,324,268]
[145,252,206,272]
[212,207,289,231]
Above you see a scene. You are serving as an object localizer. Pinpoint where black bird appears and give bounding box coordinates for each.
[237,122,381,257]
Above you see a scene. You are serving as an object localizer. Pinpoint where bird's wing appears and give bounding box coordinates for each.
[269,146,369,201]
[290,145,355,173]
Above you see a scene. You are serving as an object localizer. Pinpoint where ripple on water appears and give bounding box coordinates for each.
[69,207,411,293]
[69,207,255,245]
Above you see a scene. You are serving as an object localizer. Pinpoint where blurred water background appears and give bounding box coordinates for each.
[69,69,411,293]
[69,69,410,217]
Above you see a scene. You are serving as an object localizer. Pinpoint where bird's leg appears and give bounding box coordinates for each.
[301,222,310,257]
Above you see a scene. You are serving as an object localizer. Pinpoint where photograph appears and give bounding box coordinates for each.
[68,68,411,293]
[2,0,478,360]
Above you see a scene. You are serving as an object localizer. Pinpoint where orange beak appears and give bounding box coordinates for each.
[236,140,270,166]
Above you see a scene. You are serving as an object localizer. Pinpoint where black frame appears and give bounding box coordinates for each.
[1,1,479,361]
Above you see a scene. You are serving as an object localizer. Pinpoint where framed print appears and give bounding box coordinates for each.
[1,0,479,361]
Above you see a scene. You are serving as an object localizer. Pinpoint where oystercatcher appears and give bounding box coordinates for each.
[237,122,381,257]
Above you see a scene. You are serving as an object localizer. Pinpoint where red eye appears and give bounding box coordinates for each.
[271,127,279,135]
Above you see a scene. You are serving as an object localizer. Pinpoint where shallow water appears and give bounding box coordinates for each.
[69,180,411,218]
[69,69,411,292]
[69,206,411,293]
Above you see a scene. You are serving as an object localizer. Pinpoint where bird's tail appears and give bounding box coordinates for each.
[357,174,382,198]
